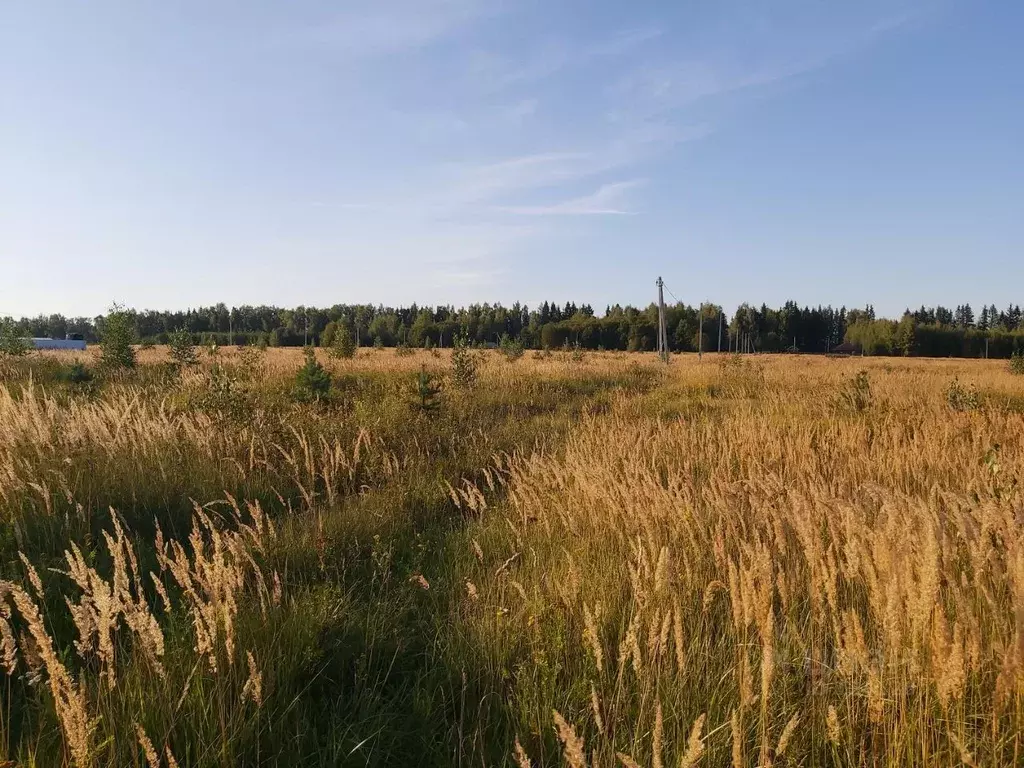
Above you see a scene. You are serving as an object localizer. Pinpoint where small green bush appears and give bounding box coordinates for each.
[169,328,199,367]
[60,361,94,385]
[295,347,332,401]
[1009,352,1024,376]
[947,378,980,412]
[451,334,478,387]
[330,326,356,359]
[99,304,137,369]
[499,334,524,362]
[236,345,266,380]
[412,366,441,414]
[0,320,29,357]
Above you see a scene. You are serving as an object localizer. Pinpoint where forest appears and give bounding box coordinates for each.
[6,299,1024,358]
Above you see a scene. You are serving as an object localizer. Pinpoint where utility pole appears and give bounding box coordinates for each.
[718,311,722,353]
[656,276,668,363]
[697,303,703,361]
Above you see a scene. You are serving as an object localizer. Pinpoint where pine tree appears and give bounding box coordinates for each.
[412,365,441,414]
[294,347,331,401]
[894,313,916,356]
[962,303,975,327]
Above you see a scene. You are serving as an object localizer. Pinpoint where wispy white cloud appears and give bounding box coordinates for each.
[465,26,663,92]
[429,267,505,289]
[494,180,646,216]
[501,98,538,122]
[607,3,928,119]
[442,152,594,204]
[280,0,494,56]
[292,0,932,294]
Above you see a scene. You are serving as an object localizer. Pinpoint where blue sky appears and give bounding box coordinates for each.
[1,0,1021,318]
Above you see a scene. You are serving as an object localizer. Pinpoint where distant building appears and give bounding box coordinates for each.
[829,341,861,356]
[28,336,87,351]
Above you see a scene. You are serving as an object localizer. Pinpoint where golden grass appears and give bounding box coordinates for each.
[1,349,1022,765]
[450,354,1024,766]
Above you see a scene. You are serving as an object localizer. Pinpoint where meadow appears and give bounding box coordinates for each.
[0,346,1021,766]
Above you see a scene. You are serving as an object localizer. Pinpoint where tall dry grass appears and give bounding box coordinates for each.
[3,349,1019,765]
[450,355,1024,766]
[0,346,660,765]
[0,499,279,767]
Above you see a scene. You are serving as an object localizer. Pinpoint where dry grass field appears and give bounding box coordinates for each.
[0,347,1022,766]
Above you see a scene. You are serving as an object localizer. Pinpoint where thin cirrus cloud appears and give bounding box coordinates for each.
[493,181,647,217]
[279,0,496,56]
[324,147,659,224]
[292,0,932,295]
[464,25,665,92]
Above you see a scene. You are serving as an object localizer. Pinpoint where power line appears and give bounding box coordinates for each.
[662,282,683,305]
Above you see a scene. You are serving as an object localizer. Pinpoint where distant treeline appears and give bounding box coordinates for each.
[7,300,1024,358]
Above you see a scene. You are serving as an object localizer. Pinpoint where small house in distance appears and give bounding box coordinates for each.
[828,341,861,356]
[29,335,87,351]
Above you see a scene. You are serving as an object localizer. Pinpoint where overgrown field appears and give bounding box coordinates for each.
[0,347,1022,766]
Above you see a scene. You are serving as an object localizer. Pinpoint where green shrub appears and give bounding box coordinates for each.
[60,361,94,385]
[194,363,249,418]
[451,334,478,387]
[169,328,199,367]
[330,326,356,359]
[321,321,338,349]
[295,347,332,401]
[412,366,441,414]
[395,343,414,357]
[1009,352,1024,376]
[236,345,266,380]
[0,319,29,357]
[99,304,137,369]
[947,378,980,412]
[498,334,524,362]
